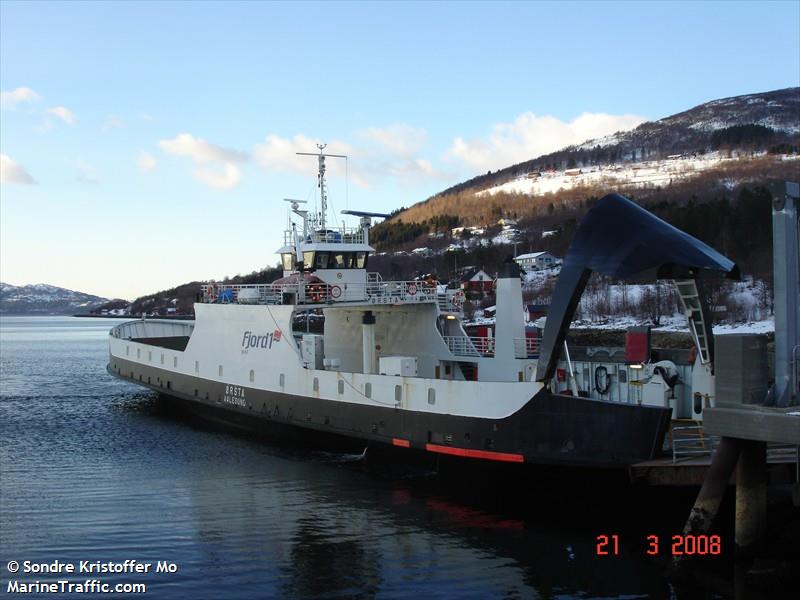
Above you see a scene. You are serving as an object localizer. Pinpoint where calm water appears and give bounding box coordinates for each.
[1,317,729,598]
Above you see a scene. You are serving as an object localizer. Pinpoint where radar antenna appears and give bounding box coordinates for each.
[297,144,347,229]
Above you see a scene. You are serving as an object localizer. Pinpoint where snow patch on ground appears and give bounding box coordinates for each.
[476,153,757,198]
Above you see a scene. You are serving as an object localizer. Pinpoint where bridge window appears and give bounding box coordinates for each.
[314,252,329,270]
[331,253,347,269]
[281,253,294,271]
[355,252,368,269]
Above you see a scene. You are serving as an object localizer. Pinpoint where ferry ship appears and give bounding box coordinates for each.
[107,145,738,468]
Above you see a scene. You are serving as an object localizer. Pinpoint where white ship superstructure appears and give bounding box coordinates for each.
[108,145,745,467]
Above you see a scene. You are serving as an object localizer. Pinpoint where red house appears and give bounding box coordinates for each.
[459,268,494,293]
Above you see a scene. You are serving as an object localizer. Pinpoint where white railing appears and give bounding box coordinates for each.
[283,227,366,246]
[437,290,466,313]
[201,279,439,306]
[110,319,195,340]
[443,336,540,358]
[442,336,495,357]
[513,337,541,358]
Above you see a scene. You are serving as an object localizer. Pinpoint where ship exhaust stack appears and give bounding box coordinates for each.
[362,311,376,375]
[494,260,526,364]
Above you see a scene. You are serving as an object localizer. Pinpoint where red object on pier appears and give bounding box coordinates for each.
[625,326,651,364]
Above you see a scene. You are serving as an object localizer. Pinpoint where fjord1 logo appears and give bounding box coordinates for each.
[241,330,282,352]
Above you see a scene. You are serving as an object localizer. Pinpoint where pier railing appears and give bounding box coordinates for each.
[671,426,719,463]
[671,426,798,464]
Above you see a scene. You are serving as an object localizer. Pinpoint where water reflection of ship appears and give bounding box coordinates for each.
[282,519,382,598]
[177,445,690,599]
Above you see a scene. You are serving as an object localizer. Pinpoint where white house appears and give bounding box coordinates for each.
[515,251,558,270]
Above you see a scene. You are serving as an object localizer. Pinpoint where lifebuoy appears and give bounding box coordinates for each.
[407,283,418,296]
[308,283,327,303]
[594,366,611,395]
[330,285,342,299]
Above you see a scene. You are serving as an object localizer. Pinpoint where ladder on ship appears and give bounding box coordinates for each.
[673,279,714,366]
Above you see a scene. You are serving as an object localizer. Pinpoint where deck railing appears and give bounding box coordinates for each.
[283,227,366,246]
[513,337,541,358]
[110,319,195,340]
[442,336,540,358]
[201,279,440,306]
[442,336,494,357]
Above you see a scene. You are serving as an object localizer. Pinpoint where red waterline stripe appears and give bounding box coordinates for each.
[424,444,524,463]
[392,438,411,448]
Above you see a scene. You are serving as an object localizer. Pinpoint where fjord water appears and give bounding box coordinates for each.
[1,317,712,599]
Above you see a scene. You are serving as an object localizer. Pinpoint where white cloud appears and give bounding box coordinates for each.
[254,134,353,175]
[447,111,647,173]
[361,124,427,158]
[159,133,247,189]
[47,106,75,124]
[1,87,40,109]
[137,151,157,171]
[0,154,37,185]
[193,163,241,190]
[253,128,447,188]
[159,133,247,164]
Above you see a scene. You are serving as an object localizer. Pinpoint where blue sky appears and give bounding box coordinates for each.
[1,1,798,300]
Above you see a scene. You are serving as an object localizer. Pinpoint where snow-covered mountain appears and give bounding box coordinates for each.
[0,282,110,315]
[430,87,799,199]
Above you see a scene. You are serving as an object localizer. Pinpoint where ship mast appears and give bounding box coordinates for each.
[297,143,347,230]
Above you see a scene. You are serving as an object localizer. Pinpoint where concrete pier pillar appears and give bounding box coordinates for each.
[681,437,741,538]
[735,440,767,554]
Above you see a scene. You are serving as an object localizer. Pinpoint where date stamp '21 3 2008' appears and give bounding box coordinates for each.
[596,534,722,556]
